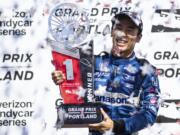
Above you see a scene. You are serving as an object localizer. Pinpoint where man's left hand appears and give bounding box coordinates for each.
[88,108,114,133]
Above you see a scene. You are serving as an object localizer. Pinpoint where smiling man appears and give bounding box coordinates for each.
[89,11,160,135]
[52,11,160,135]
[111,11,142,58]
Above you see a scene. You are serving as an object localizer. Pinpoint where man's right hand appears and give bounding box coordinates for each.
[51,70,66,85]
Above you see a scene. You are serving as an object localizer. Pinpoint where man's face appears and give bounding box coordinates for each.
[111,16,142,57]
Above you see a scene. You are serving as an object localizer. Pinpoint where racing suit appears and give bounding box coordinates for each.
[91,52,160,135]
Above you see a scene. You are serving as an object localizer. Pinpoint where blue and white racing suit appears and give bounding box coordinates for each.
[91,52,160,135]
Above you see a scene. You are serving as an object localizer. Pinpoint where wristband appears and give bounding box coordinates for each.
[113,119,125,134]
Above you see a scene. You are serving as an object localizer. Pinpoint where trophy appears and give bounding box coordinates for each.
[48,3,102,128]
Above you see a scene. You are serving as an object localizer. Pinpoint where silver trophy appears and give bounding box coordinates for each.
[48,3,102,128]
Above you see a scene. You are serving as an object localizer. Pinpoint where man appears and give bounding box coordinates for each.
[52,11,160,135]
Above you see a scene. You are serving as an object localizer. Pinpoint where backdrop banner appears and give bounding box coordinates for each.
[0,0,180,135]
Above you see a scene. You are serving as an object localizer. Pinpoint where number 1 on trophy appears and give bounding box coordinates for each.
[63,59,74,80]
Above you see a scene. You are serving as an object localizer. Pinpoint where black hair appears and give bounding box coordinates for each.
[111,14,142,35]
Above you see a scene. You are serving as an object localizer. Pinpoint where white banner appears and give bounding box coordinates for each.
[0,0,180,135]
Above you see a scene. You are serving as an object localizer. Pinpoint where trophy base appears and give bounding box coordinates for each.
[56,103,103,128]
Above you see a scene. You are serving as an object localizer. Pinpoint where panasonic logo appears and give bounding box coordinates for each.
[95,95,128,104]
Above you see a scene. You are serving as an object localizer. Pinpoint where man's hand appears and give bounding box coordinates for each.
[52,70,66,85]
[88,108,114,133]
